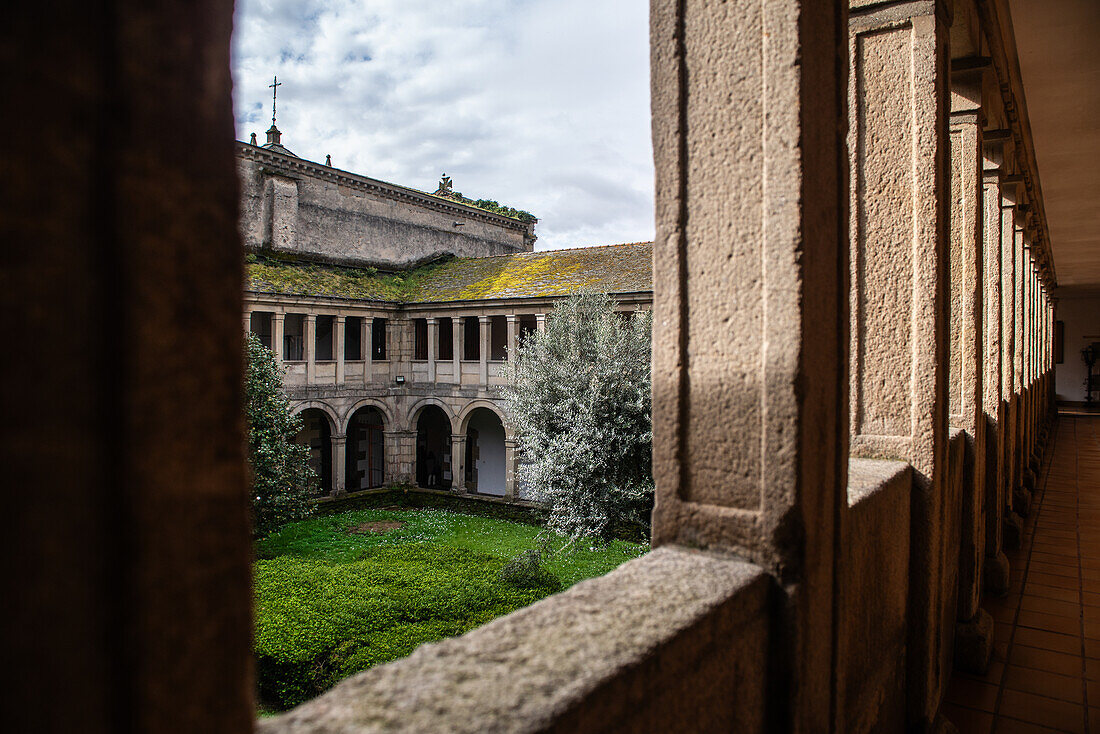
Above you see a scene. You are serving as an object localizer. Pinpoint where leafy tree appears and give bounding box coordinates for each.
[245,332,317,537]
[504,292,653,543]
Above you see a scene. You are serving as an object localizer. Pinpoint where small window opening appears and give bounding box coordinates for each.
[372,318,388,360]
[250,311,273,350]
[413,318,428,360]
[316,315,334,361]
[490,316,507,361]
[463,317,480,360]
[345,316,363,361]
[284,314,305,361]
[438,317,454,360]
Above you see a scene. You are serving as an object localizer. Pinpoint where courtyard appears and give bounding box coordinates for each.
[254,503,647,712]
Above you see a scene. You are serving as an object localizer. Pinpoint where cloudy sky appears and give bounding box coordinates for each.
[231,0,654,251]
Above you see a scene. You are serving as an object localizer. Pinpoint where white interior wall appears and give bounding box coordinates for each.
[1055,295,1100,402]
[469,410,506,496]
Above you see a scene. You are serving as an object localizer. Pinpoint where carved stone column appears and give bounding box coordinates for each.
[272,312,285,365]
[478,316,490,386]
[305,313,317,384]
[948,61,991,673]
[506,315,517,361]
[651,0,848,729]
[847,2,950,728]
[427,317,437,383]
[981,141,1009,593]
[452,317,462,384]
[331,433,347,496]
[335,315,345,385]
[1000,183,1024,547]
[363,316,372,385]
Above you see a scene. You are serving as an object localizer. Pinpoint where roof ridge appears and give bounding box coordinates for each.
[460,241,653,262]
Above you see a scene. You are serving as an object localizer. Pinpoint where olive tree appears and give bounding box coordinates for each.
[503,292,652,543]
[245,332,317,537]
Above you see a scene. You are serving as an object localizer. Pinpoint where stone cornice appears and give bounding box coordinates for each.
[237,142,535,234]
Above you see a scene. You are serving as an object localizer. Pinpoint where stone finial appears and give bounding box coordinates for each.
[250,132,257,146]
[325,154,332,166]
[266,123,281,146]
[434,174,454,196]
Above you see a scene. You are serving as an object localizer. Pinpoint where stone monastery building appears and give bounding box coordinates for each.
[239,126,652,500]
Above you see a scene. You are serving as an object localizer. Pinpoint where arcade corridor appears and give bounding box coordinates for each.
[945,414,1100,733]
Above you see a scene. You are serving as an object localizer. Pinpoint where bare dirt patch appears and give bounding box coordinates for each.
[347,520,406,535]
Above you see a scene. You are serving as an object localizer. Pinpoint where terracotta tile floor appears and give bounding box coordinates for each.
[945,413,1100,733]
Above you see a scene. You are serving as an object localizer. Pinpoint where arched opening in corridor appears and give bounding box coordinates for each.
[346,406,386,491]
[416,405,452,489]
[464,407,506,496]
[294,408,332,494]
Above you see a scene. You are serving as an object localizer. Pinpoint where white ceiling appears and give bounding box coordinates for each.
[1008,0,1100,293]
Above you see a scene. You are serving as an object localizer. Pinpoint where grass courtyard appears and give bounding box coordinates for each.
[254,505,647,712]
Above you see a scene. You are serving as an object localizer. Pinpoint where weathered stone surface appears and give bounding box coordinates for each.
[259,548,770,734]
[954,609,994,675]
[238,147,534,270]
[840,459,911,734]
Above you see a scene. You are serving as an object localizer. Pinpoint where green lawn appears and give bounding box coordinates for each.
[254,507,647,712]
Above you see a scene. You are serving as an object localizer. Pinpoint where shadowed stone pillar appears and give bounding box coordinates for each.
[478,316,490,386]
[452,318,462,384]
[846,1,950,728]
[335,315,345,385]
[363,317,371,385]
[1011,211,1030,514]
[535,312,546,333]
[427,317,437,383]
[504,438,518,500]
[450,434,466,493]
[243,311,251,335]
[1000,182,1024,547]
[506,314,517,360]
[305,313,317,384]
[949,61,992,673]
[386,429,413,485]
[981,140,1009,594]
[331,433,347,496]
[273,312,285,365]
[651,0,848,730]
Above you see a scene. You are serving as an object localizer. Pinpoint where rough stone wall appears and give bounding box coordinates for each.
[238,148,535,269]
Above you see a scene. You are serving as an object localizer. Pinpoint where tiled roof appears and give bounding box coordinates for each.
[245,242,653,303]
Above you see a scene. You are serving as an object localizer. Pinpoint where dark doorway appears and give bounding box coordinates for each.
[346,406,385,491]
[294,408,332,494]
[416,406,452,489]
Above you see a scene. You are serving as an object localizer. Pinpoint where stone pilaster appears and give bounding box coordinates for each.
[363,317,372,385]
[504,438,518,500]
[305,313,317,384]
[981,141,1009,593]
[450,434,466,493]
[272,312,285,364]
[948,61,991,672]
[385,429,413,485]
[535,313,545,333]
[331,433,347,496]
[846,2,950,727]
[427,317,437,383]
[243,311,251,336]
[335,315,345,385]
[452,318,462,384]
[506,315,517,361]
[651,0,847,729]
[478,316,490,386]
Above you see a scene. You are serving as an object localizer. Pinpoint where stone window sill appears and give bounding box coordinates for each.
[258,546,770,733]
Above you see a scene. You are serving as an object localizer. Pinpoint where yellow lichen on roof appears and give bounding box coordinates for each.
[245,242,653,303]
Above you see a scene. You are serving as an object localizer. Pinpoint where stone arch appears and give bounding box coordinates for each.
[457,399,512,440]
[459,402,509,497]
[406,396,458,434]
[340,398,394,435]
[290,400,339,433]
[344,402,388,492]
[291,404,336,495]
[411,401,455,490]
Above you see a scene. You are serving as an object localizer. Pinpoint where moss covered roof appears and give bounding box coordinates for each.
[246,242,653,303]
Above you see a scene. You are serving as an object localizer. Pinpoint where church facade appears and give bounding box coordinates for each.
[240,127,652,500]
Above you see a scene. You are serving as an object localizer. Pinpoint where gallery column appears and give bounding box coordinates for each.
[478,316,490,386]
[427,317,437,383]
[305,313,317,384]
[331,433,347,496]
[846,1,950,728]
[363,317,372,385]
[947,60,991,672]
[452,318,462,385]
[272,312,285,365]
[335,315,345,385]
[651,0,848,729]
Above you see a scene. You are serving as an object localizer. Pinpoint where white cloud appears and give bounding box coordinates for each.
[232,0,654,250]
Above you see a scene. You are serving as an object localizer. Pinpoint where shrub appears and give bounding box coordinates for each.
[245,332,317,537]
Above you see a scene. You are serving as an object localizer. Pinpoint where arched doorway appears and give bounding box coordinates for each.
[465,407,506,496]
[415,405,452,489]
[294,408,332,494]
[346,406,386,491]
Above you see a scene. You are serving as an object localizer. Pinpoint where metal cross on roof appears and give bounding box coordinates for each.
[269,76,282,125]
